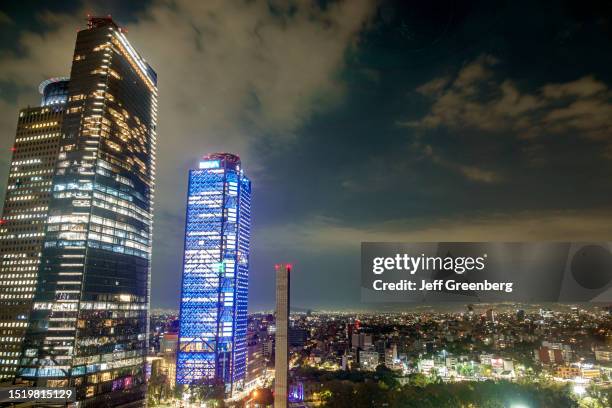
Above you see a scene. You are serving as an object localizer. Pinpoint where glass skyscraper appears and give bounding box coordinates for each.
[15,17,157,407]
[177,153,251,397]
[0,78,68,380]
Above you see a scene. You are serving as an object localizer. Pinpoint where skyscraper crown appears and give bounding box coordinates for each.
[201,152,242,170]
[87,15,119,30]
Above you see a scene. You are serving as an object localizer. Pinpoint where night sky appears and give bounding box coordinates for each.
[1,0,611,311]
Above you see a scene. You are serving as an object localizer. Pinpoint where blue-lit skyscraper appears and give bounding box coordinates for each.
[177,153,251,396]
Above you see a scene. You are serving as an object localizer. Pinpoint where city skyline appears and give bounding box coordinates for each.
[0,1,611,311]
[0,3,608,408]
[146,303,611,407]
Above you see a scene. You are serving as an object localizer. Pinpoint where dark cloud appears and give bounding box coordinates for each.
[418,142,502,184]
[260,209,612,252]
[404,54,612,145]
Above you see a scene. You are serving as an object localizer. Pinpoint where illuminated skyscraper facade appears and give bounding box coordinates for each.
[0,79,68,380]
[177,153,251,396]
[16,17,157,407]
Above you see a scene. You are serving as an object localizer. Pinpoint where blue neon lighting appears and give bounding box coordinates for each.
[176,160,251,394]
[199,160,220,169]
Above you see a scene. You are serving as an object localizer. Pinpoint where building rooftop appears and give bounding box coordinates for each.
[87,15,119,30]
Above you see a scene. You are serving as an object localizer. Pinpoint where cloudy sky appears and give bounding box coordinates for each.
[1,0,611,310]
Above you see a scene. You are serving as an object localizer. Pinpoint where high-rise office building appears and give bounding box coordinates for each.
[15,16,157,407]
[176,153,251,396]
[274,263,291,408]
[0,79,68,380]
[160,332,178,390]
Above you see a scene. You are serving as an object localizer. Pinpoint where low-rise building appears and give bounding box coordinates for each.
[359,350,379,371]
